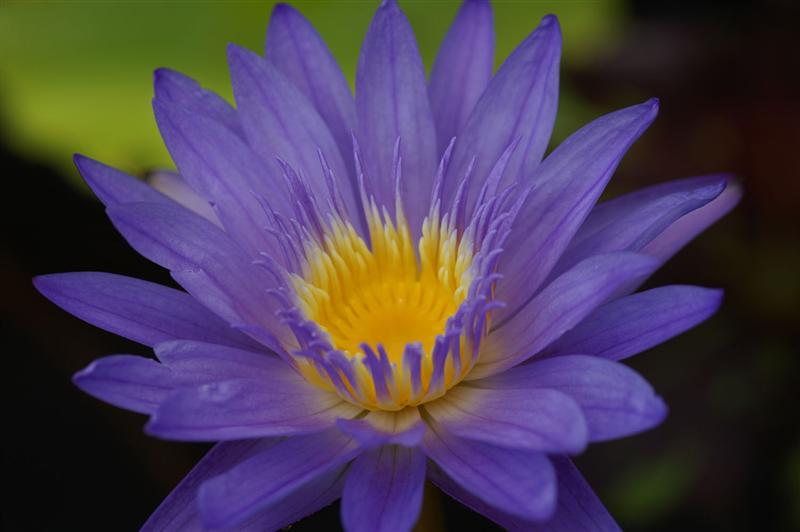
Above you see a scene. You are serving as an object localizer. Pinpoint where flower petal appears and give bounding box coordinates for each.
[227,44,358,225]
[143,438,345,532]
[428,456,619,531]
[106,201,282,337]
[497,99,659,322]
[422,422,556,520]
[72,355,173,415]
[424,385,587,453]
[146,377,359,441]
[197,429,359,529]
[543,285,724,361]
[427,463,538,531]
[154,340,284,380]
[147,170,222,226]
[531,456,621,532]
[476,355,668,441]
[341,445,426,532]
[642,177,742,263]
[33,272,254,349]
[266,3,356,169]
[552,174,730,278]
[428,0,494,151]
[153,68,243,138]
[475,252,660,379]
[443,14,560,211]
[142,439,277,531]
[74,154,171,207]
[356,0,438,234]
[336,408,425,449]
[153,98,287,256]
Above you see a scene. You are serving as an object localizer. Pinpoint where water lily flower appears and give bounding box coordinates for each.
[34,0,740,530]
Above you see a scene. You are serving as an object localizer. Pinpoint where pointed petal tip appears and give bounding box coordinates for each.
[540,13,559,27]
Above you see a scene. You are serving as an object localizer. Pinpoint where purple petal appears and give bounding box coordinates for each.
[530,456,621,532]
[146,378,360,441]
[142,439,277,531]
[443,14,560,211]
[154,340,286,380]
[227,44,358,225]
[552,174,730,278]
[197,429,359,529]
[106,201,283,337]
[474,252,660,379]
[72,355,173,415]
[153,68,243,138]
[336,408,425,449]
[497,99,659,322]
[143,438,345,531]
[74,154,172,207]
[33,272,255,349]
[341,445,426,532]
[153,98,287,256]
[266,3,357,171]
[424,385,587,454]
[429,456,620,531]
[428,0,494,151]
[642,178,742,262]
[422,424,556,520]
[476,355,668,441]
[356,0,438,234]
[544,285,724,361]
[147,170,222,226]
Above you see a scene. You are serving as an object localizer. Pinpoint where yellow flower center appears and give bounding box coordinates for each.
[289,203,476,410]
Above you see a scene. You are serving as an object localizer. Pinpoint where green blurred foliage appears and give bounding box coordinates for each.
[0,0,622,182]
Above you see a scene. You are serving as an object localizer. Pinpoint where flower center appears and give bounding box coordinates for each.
[287,204,480,410]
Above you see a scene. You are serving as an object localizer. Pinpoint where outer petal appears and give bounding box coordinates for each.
[427,464,538,531]
[153,98,286,257]
[197,429,359,529]
[476,355,668,441]
[153,68,243,138]
[106,201,284,339]
[147,170,222,226]
[143,439,345,532]
[74,154,173,207]
[424,385,587,454]
[227,44,358,225]
[422,422,556,520]
[444,13,560,210]
[530,456,621,532]
[356,0,438,234]
[266,3,357,169]
[336,408,425,449]
[642,178,742,262]
[429,456,619,531]
[72,355,174,415]
[543,285,724,361]
[153,340,284,379]
[341,445,426,532]
[475,252,660,379]
[497,99,659,322]
[142,439,277,531]
[428,0,494,152]
[145,377,360,441]
[33,272,255,349]
[551,174,730,278]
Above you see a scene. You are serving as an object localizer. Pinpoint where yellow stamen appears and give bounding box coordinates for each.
[290,202,475,410]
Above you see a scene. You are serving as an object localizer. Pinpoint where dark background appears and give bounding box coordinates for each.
[3,0,798,530]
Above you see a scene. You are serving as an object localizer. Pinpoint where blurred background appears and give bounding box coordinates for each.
[2,0,798,530]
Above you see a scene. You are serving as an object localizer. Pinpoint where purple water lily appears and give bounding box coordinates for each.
[34,0,740,530]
